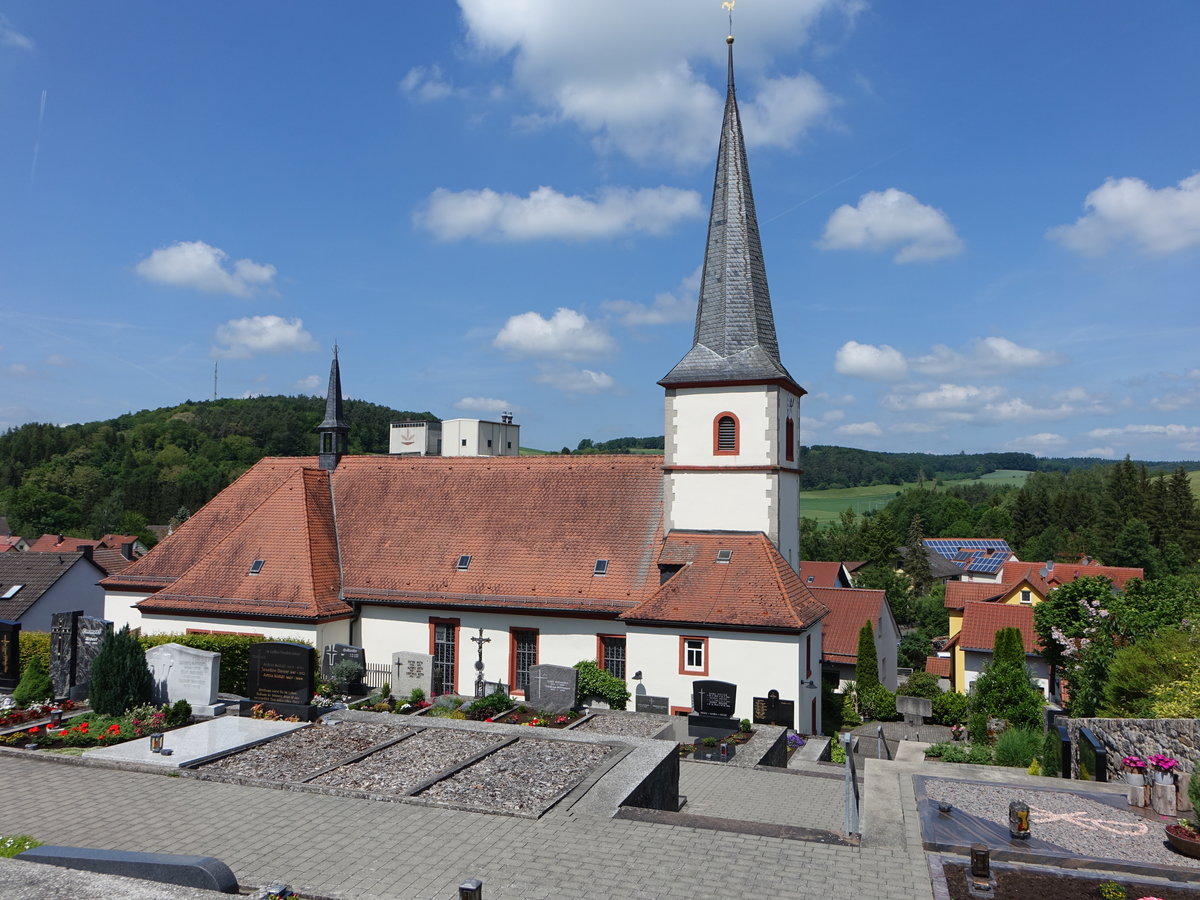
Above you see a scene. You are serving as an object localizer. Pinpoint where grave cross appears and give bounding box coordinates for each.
[0,633,9,666]
[470,628,491,698]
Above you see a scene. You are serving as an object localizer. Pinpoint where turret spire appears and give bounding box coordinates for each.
[659,36,801,393]
[317,345,349,470]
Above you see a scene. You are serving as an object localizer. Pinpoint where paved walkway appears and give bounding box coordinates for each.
[679,760,845,833]
[0,752,933,900]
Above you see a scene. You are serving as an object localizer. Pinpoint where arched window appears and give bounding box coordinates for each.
[713,412,739,455]
[785,417,795,462]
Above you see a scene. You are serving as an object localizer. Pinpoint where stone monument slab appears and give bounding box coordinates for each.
[322,643,366,693]
[247,642,317,721]
[71,616,112,701]
[691,680,737,718]
[752,693,795,729]
[392,651,433,699]
[0,619,19,691]
[145,643,224,716]
[526,663,577,713]
[50,611,81,699]
[896,695,933,726]
[635,694,670,716]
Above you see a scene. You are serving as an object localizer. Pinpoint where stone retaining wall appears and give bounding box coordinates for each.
[1066,717,1199,781]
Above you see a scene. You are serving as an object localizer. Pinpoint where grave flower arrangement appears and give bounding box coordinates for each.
[1122,755,1148,772]
[1148,753,1180,785]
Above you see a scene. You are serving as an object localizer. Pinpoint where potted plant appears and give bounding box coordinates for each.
[1148,753,1180,786]
[1166,774,1200,859]
[1121,755,1148,786]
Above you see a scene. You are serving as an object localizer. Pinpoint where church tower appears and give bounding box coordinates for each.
[317,347,349,471]
[660,36,805,569]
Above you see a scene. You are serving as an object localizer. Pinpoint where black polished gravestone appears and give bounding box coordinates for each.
[752,691,795,729]
[635,694,670,716]
[1077,726,1107,782]
[321,643,367,693]
[246,642,318,721]
[71,616,112,701]
[50,611,82,699]
[0,619,19,691]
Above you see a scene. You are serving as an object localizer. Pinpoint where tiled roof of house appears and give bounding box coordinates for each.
[1004,560,1143,591]
[0,551,103,621]
[1,535,25,552]
[797,561,847,588]
[808,586,888,664]
[958,601,1039,654]
[944,580,1007,609]
[924,656,952,677]
[623,531,828,630]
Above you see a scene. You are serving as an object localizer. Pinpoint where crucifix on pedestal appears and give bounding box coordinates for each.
[470,628,490,698]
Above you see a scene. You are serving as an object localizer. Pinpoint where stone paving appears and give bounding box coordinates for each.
[0,752,934,900]
[679,759,845,833]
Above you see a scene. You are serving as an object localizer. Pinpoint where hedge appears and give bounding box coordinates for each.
[138,633,315,696]
[18,632,51,674]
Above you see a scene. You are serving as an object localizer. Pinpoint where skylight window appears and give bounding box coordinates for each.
[248,560,264,576]
[1,584,22,599]
[593,559,608,576]
[716,549,733,563]
[456,554,472,571]
[806,575,814,583]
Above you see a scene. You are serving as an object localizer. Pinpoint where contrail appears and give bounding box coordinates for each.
[762,144,909,225]
[29,88,46,186]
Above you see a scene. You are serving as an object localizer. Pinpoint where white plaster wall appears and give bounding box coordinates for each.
[666,470,774,534]
[877,603,900,692]
[389,421,440,456]
[776,470,800,570]
[668,385,774,467]
[358,605,618,696]
[104,591,147,632]
[441,419,478,456]
[626,625,814,728]
[963,650,1051,697]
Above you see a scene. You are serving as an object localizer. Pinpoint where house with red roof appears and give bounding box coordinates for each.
[809,586,900,690]
[101,41,866,731]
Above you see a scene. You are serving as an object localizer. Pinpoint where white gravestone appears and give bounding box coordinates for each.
[145,643,224,717]
[392,651,433,700]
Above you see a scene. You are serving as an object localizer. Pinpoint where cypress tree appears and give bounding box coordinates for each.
[88,625,153,716]
[855,621,880,690]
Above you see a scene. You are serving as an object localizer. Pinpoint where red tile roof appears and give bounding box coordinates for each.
[1004,560,1143,591]
[944,581,1007,609]
[957,601,1040,654]
[622,531,828,630]
[797,561,848,588]
[808,586,888,664]
[924,656,952,677]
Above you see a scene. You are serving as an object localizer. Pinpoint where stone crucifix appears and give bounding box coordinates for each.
[470,628,491,698]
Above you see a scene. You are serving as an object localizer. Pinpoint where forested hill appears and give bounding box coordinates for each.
[0,396,435,542]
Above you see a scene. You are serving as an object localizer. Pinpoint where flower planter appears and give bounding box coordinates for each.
[1166,824,1200,860]
[1153,770,1177,786]
[1123,771,1147,786]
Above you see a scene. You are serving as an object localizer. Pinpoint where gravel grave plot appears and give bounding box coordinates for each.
[309,727,505,794]
[572,712,671,738]
[418,738,614,815]
[198,722,406,781]
[925,779,1200,870]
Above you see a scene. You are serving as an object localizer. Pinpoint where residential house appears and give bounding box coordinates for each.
[810,586,900,690]
[0,550,108,630]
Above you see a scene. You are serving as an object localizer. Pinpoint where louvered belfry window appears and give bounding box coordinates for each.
[716,415,737,453]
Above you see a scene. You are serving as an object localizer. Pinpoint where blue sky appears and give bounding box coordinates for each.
[2,2,1199,460]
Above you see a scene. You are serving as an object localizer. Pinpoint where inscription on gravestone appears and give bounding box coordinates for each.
[0,619,19,691]
[752,693,795,729]
[691,680,737,718]
[635,694,670,716]
[526,664,577,713]
[322,643,366,693]
[71,616,112,701]
[145,643,222,714]
[50,611,82,698]
[247,642,315,717]
[392,651,433,699]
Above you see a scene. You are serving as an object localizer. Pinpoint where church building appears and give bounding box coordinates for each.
[101,38,843,731]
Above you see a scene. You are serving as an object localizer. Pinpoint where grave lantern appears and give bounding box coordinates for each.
[49,708,62,727]
[969,843,990,881]
[1008,800,1030,839]
[458,878,483,900]
[150,732,164,753]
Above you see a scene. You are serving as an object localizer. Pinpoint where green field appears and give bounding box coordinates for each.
[800,469,1033,524]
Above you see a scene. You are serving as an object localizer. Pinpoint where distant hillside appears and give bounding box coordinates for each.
[0,395,435,541]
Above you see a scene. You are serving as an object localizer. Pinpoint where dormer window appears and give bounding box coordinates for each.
[248,560,264,576]
[456,554,472,571]
[1020,589,1032,604]
[713,413,739,455]
[593,559,608,576]
[716,549,733,563]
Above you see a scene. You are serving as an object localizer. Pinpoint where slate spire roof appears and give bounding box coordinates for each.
[660,37,801,393]
[318,346,349,434]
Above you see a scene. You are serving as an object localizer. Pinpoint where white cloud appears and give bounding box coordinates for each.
[1087,423,1200,440]
[399,65,458,101]
[836,421,882,437]
[1151,386,1200,412]
[295,374,321,392]
[417,185,702,242]
[494,308,615,361]
[821,409,845,422]
[1081,446,1115,458]
[135,241,277,297]
[818,188,964,262]
[1007,432,1067,450]
[212,316,318,359]
[5,363,31,377]
[457,0,841,167]
[834,341,907,380]
[0,15,33,51]
[891,422,941,434]
[1048,173,1200,256]
[533,366,616,394]
[909,384,1003,410]
[455,396,512,414]
[602,267,700,326]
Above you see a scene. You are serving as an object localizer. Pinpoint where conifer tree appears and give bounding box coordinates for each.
[855,621,880,690]
[12,656,54,706]
[88,625,153,716]
[904,514,932,597]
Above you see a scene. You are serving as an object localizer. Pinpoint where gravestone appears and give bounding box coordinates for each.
[895,695,933,726]
[635,694,670,716]
[526,664,577,713]
[1077,727,1107,782]
[321,643,366,693]
[145,643,224,716]
[246,642,318,721]
[71,616,112,701]
[392,651,433,699]
[1055,724,1071,779]
[481,680,509,697]
[752,691,795,729]
[50,611,82,698]
[0,619,19,691]
[691,680,737,718]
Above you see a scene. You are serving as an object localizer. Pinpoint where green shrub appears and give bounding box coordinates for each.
[993,728,1042,768]
[138,633,314,695]
[12,656,54,706]
[967,711,990,744]
[860,684,897,721]
[573,660,630,710]
[465,688,513,720]
[967,743,994,765]
[1190,767,1200,824]
[378,681,391,699]
[840,691,862,729]
[165,699,192,728]
[969,626,1045,731]
[0,835,41,858]
[924,741,951,758]
[1040,728,1061,777]
[1098,880,1126,900]
[329,659,364,692]
[931,691,968,725]
[830,741,846,764]
[901,670,943,700]
[89,625,153,716]
[17,631,50,675]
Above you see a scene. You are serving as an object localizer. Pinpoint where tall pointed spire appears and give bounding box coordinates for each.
[660,36,800,393]
[317,346,349,470]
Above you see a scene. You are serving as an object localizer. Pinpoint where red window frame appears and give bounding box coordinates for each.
[508,627,539,695]
[428,616,461,696]
[678,635,709,676]
[596,634,627,680]
[712,412,740,456]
